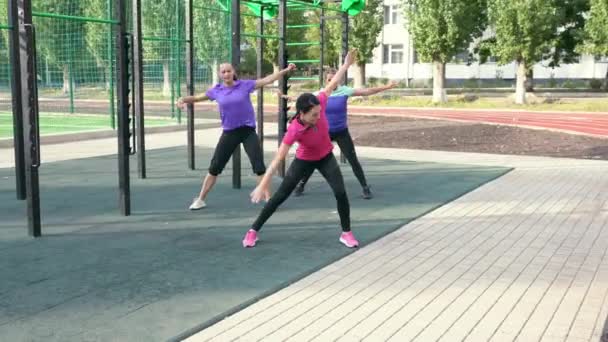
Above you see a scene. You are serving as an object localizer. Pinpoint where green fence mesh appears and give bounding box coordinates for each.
[1,2,13,139]
[142,0,185,122]
[1,0,232,139]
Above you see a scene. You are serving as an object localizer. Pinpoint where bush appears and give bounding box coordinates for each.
[589,79,603,90]
[456,94,479,102]
[367,77,378,86]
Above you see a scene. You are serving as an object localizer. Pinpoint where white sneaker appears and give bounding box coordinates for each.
[189,198,206,210]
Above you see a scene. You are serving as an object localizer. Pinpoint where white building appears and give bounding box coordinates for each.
[365,0,608,84]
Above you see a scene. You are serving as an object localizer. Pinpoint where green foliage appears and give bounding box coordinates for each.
[404,0,487,63]
[544,0,589,67]
[589,78,603,89]
[350,0,383,65]
[33,0,88,70]
[193,0,230,71]
[579,0,608,56]
[488,0,560,66]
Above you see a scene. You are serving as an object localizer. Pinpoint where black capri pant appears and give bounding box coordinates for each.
[208,126,266,176]
[251,152,350,232]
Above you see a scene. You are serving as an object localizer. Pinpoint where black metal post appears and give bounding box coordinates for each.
[319,7,325,87]
[116,0,131,215]
[186,0,195,170]
[277,0,287,177]
[231,0,241,188]
[9,0,25,200]
[133,0,145,178]
[257,7,264,152]
[17,0,41,236]
[340,12,348,164]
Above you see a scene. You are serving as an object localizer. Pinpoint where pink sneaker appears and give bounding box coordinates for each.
[339,231,359,248]
[243,229,259,248]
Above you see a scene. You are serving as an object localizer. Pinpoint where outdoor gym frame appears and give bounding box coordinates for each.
[8,0,350,237]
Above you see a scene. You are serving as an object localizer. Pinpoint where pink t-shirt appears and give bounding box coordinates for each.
[282,92,334,161]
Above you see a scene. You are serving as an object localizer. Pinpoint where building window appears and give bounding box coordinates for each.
[383,5,400,25]
[383,44,404,64]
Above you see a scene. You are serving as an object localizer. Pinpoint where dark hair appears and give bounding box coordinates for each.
[289,93,320,123]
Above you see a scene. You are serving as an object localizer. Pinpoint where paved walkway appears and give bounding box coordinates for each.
[2,124,607,342]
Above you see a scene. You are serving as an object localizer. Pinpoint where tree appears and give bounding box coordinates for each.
[579,0,608,89]
[528,0,590,91]
[404,0,487,103]
[143,0,183,96]
[83,0,114,90]
[1,0,8,84]
[350,0,383,88]
[33,0,88,94]
[488,0,561,104]
[193,0,231,85]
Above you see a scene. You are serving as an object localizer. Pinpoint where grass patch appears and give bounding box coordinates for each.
[0,112,176,139]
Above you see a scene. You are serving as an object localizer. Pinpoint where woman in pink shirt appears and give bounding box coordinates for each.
[244,50,359,249]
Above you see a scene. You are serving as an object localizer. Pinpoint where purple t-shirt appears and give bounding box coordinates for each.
[205,80,257,131]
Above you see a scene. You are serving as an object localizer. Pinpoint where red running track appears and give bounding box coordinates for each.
[200,103,608,138]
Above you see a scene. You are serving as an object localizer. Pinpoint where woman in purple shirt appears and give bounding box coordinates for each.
[177,63,296,210]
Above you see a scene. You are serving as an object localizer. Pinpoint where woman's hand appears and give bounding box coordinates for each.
[344,49,357,67]
[250,184,271,203]
[176,96,194,110]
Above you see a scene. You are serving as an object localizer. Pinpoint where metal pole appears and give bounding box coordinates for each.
[277,0,287,177]
[116,0,131,215]
[186,0,195,170]
[231,0,242,188]
[133,0,146,178]
[256,6,264,152]
[340,12,348,164]
[9,0,26,200]
[17,0,42,236]
[319,7,325,87]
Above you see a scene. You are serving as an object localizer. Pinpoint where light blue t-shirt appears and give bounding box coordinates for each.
[323,85,354,133]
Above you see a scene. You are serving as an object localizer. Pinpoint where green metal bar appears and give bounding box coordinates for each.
[142,36,189,42]
[241,32,279,39]
[214,0,229,11]
[288,59,320,63]
[68,60,75,114]
[286,42,321,46]
[286,24,319,28]
[193,5,230,13]
[290,76,319,80]
[176,0,182,124]
[0,24,12,29]
[31,12,118,24]
[107,0,115,129]
[286,0,342,11]
[171,0,178,119]
[242,0,275,6]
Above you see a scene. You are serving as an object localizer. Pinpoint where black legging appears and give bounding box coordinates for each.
[251,152,350,232]
[208,126,266,176]
[298,128,367,188]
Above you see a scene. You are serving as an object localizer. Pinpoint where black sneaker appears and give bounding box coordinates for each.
[294,182,305,196]
[362,186,373,199]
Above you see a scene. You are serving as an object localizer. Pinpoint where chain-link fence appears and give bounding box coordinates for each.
[0,2,13,138]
